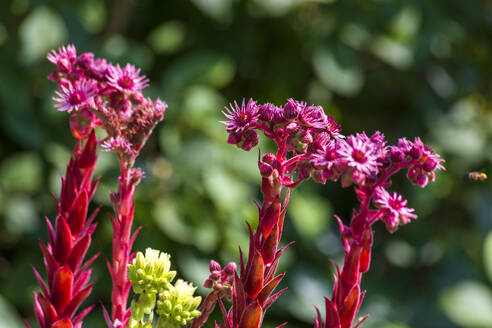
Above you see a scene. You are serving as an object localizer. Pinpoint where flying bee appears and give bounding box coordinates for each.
[468,170,487,182]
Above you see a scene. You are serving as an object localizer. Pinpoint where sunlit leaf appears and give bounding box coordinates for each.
[148,21,186,54]
[484,232,492,283]
[289,192,331,238]
[0,294,24,328]
[440,281,492,326]
[313,48,364,96]
[19,6,67,63]
[0,152,42,193]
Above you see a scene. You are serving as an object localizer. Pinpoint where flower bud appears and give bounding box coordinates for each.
[416,172,429,187]
[285,121,300,134]
[299,130,313,144]
[240,130,259,151]
[259,162,273,177]
[77,53,94,70]
[262,153,276,165]
[409,144,422,160]
[390,148,404,163]
[423,158,437,172]
[224,262,237,276]
[283,98,301,119]
[209,260,221,272]
[227,131,242,145]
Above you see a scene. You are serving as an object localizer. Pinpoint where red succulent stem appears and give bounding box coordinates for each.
[32,131,99,328]
[109,162,139,326]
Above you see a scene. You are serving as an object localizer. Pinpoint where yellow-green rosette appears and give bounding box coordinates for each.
[128,248,177,295]
[156,279,202,328]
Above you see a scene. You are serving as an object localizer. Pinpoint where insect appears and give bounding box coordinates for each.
[468,171,487,182]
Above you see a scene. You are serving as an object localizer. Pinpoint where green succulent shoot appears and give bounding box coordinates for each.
[128,248,177,328]
[156,279,202,328]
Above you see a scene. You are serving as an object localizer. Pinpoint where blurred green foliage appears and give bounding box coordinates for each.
[1,0,492,327]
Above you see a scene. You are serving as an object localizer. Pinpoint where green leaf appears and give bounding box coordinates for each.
[440,281,492,326]
[313,48,364,96]
[147,21,186,54]
[289,192,331,238]
[0,294,24,328]
[0,152,42,193]
[163,52,235,91]
[19,6,67,63]
[484,231,492,283]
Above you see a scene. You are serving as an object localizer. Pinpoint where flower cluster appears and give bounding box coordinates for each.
[203,260,237,301]
[127,249,201,328]
[128,248,176,295]
[220,98,444,328]
[47,44,166,165]
[156,280,202,328]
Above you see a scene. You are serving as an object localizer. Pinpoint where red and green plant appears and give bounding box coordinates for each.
[30,45,444,328]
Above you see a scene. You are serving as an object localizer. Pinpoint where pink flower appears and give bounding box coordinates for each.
[220,98,259,133]
[300,105,327,129]
[338,133,380,175]
[326,115,343,139]
[106,63,149,94]
[47,44,77,71]
[258,102,283,123]
[311,139,339,169]
[283,98,305,119]
[373,186,417,232]
[101,136,133,154]
[53,81,97,112]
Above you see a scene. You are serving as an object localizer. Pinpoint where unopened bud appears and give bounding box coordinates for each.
[259,162,273,177]
[390,148,404,163]
[283,98,301,119]
[262,153,276,165]
[209,260,221,272]
[422,158,437,172]
[224,262,237,276]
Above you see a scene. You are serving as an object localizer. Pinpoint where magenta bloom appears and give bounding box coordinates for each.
[53,81,97,113]
[47,44,77,71]
[220,98,259,133]
[311,139,339,169]
[338,133,380,175]
[106,64,149,94]
[373,186,417,232]
[300,105,327,129]
[101,136,133,154]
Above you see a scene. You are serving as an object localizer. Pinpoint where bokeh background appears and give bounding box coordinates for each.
[1,0,492,327]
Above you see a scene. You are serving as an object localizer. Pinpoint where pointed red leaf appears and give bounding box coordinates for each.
[78,252,100,275]
[260,224,278,265]
[258,201,281,237]
[33,292,47,328]
[61,283,93,319]
[352,315,369,328]
[39,241,56,282]
[51,318,72,328]
[51,266,73,311]
[73,268,92,294]
[68,191,88,237]
[262,287,287,310]
[244,252,264,299]
[324,297,341,328]
[78,131,97,169]
[37,293,58,326]
[239,301,262,328]
[55,218,72,263]
[32,265,49,298]
[339,285,360,328]
[257,273,284,308]
[72,305,94,326]
[233,273,246,323]
[217,298,231,328]
[68,235,90,273]
[45,217,56,245]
